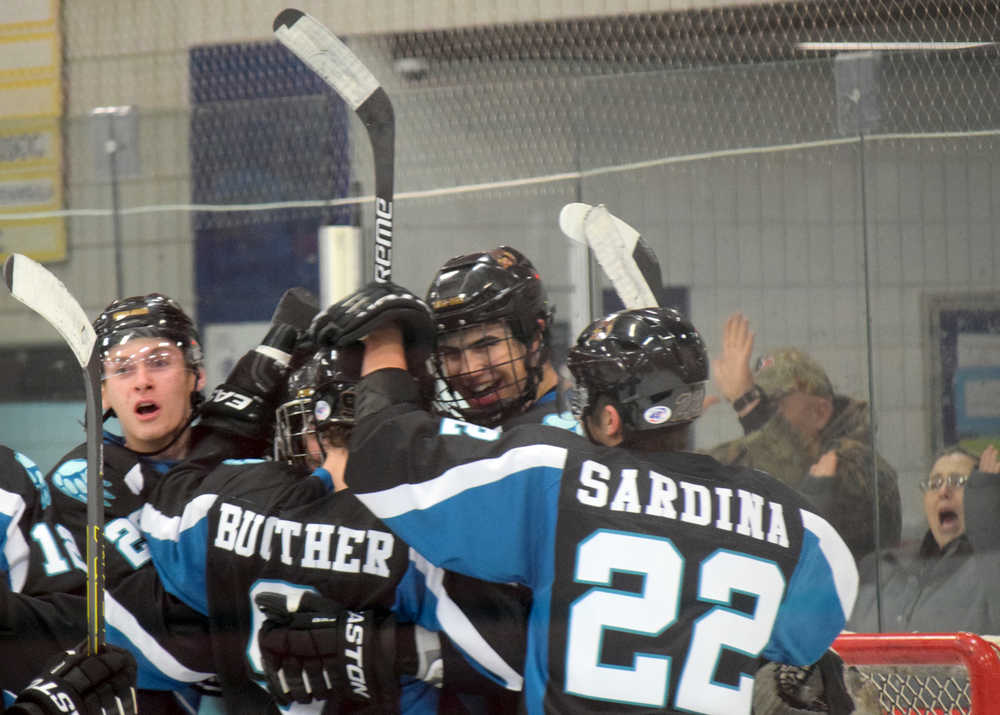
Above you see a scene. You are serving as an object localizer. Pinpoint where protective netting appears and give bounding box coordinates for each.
[0,0,998,585]
[858,664,971,714]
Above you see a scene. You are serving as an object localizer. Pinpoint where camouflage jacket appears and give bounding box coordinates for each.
[706,394,900,562]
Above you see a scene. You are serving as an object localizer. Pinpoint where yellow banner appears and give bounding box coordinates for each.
[0,0,62,261]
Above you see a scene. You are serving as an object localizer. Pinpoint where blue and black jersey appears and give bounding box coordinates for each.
[347,369,858,715]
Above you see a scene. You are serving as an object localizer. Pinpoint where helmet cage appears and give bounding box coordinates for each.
[275,348,360,468]
[431,318,544,427]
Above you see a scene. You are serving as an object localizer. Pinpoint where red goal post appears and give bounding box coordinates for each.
[833,633,1000,714]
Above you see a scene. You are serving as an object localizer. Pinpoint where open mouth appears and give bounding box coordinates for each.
[135,401,160,418]
[938,508,959,529]
[463,381,502,408]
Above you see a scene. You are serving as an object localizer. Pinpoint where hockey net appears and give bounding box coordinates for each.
[833,633,1000,714]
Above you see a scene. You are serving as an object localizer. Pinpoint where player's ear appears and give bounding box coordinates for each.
[194,367,207,392]
[587,403,624,447]
[101,383,111,412]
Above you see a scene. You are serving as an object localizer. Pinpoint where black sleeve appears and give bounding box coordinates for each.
[737,393,777,434]
[0,585,86,693]
[354,368,423,422]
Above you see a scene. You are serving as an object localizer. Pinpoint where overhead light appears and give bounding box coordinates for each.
[797,41,995,52]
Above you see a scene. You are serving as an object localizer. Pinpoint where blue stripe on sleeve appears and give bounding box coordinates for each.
[763,529,847,665]
[141,499,215,616]
[366,464,561,588]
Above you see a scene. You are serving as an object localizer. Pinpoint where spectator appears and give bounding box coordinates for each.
[706,312,901,562]
[848,445,1000,633]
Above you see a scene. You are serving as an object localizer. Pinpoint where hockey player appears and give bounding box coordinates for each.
[420,246,586,712]
[428,246,571,430]
[25,293,206,600]
[294,283,858,715]
[0,295,206,711]
[0,447,47,594]
[129,344,441,713]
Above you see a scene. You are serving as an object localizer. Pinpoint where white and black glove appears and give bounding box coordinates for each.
[255,591,401,713]
[310,281,435,354]
[200,287,318,441]
[9,645,137,715]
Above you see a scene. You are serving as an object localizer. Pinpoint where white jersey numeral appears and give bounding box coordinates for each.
[31,522,86,576]
[565,530,785,714]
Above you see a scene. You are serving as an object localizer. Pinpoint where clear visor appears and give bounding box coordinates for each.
[101,339,190,382]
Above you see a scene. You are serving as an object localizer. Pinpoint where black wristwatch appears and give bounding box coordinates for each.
[732,385,765,412]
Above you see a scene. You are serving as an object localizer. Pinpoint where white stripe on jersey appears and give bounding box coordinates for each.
[141,493,219,542]
[800,508,858,619]
[106,591,214,683]
[410,549,523,691]
[360,444,567,520]
[0,487,29,592]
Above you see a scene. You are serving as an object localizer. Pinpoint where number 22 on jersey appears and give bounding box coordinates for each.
[565,530,784,714]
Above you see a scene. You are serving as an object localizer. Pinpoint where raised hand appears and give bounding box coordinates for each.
[713,312,756,403]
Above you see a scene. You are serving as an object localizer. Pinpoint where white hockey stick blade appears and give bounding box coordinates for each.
[273,9,378,110]
[3,253,96,366]
[558,202,590,245]
[559,203,659,310]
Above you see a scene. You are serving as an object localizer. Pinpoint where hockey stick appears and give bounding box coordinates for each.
[558,202,664,309]
[274,8,395,282]
[3,254,105,654]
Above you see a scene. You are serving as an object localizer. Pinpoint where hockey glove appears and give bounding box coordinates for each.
[255,591,400,712]
[310,281,435,355]
[752,650,858,715]
[200,287,319,441]
[9,645,137,715]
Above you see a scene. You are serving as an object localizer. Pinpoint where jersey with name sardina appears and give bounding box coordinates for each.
[346,371,858,715]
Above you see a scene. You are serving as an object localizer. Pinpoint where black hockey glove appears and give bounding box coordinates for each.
[255,591,400,713]
[9,645,137,715]
[310,281,435,355]
[200,287,319,441]
[752,650,857,715]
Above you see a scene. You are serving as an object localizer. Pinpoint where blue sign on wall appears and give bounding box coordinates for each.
[190,41,353,324]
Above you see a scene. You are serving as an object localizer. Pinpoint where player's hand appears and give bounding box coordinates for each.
[713,312,757,403]
[8,645,137,715]
[311,281,434,353]
[255,591,400,711]
[200,287,319,440]
[808,450,839,479]
[979,444,1000,474]
[753,650,858,715]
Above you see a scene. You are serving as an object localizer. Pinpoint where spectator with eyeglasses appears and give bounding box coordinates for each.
[847,445,1000,634]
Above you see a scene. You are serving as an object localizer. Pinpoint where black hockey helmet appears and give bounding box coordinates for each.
[94,293,203,370]
[426,246,554,426]
[426,246,553,345]
[566,307,708,432]
[274,346,361,468]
